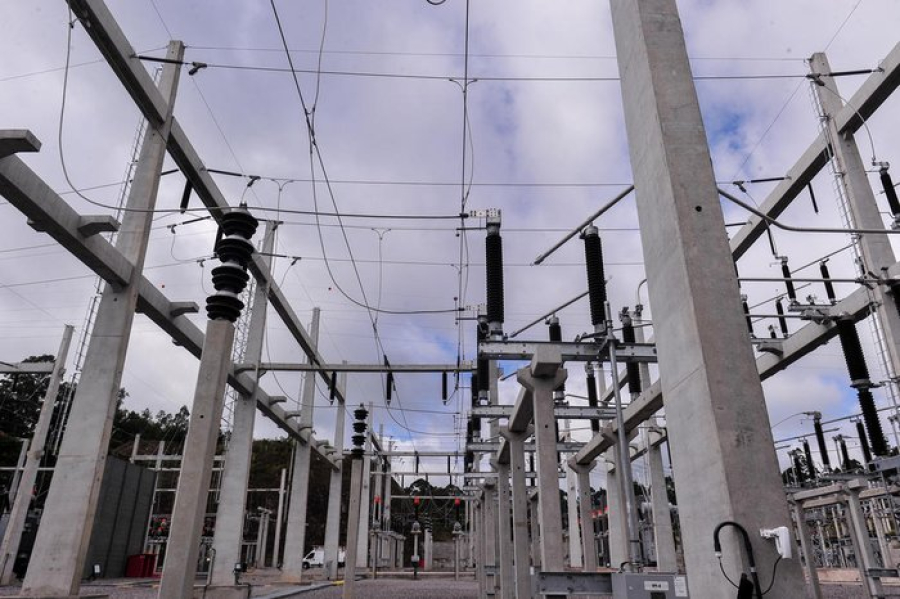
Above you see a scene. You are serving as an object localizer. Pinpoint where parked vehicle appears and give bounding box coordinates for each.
[302,546,346,569]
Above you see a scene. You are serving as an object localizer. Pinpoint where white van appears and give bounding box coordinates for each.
[302,546,346,569]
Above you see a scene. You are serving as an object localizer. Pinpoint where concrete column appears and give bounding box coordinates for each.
[208,222,275,587]
[474,500,485,598]
[604,450,628,569]
[324,389,347,580]
[609,0,805,594]
[573,462,598,572]
[273,468,287,568]
[529,492,541,569]
[565,422,583,568]
[424,529,433,570]
[342,456,364,599]
[482,483,498,596]
[494,460,514,599]
[517,360,567,573]
[812,52,900,415]
[21,41,184,598]
[790,502,822,599]
[647,432,676,572]
[846,484,883,598]
[281,309,320,581]
[7,441,28,505]
[158,319,237,599]
[356,409,373,568]
[873,502,890,568]
[502,428,532,599]
[0,325,73,584]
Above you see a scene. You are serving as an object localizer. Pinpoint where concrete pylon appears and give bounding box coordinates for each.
[493,459,514,599]
[790,501,822,599]
[324,375,347,580]
[846,482,883,598]
[342,405,368,599]
[356,409,373,568]
[564,421,583,568]
[281,309,320,581]
[604,449,628,569]
[528,491,541,569]
[0,325,73,585]
[157,320,238,599]
[481,482,498,596]
[208,222,276,589]
[609,0,806,594]
[501,426,532,599]
[647,429,676,572]
[20,41,184,599]
[573,461,598,572]
[517,355,567,575]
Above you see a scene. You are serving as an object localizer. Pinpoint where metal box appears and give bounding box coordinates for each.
[611,573,689,598]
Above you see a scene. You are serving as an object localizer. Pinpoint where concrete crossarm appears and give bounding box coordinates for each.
[64,0,349,406]
[573,278,878,466]
[0,147,337,469]
[508,385,533,433]
[728,41,900,260]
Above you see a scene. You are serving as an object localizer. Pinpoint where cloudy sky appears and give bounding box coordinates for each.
[1,0,899,488]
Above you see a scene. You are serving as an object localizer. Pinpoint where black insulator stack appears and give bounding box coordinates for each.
[207,208,258,322]
[839,437,851,471]
[179,181,193,214]
[415,453,420,474]
[329,371,337,403]
[808,182,819,214]
[792,451,806,484]
[471,376,481,436]
[351,405,368,458]
[820,262,836,304]
[582,226,607,329]
[856,420,873,464]
[775,299,789,337]
[384,356,394,405]
[477,323,489,394]
[881,167,900,217]
[485,225,505,333]
[836,319,870,384]
[621,317,641,396]
[442,372,448,404]
[814,417,831,471]
[548,317,566,396]
[769,325,778,339]
[858,388,889,456]
[781,259,797,303]
[586,366,601,434]
[742,298,754,336]
[803,440,815,480]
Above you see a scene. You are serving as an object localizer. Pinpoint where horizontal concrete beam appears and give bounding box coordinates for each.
[0,130,40,159]
[235,361,475,373]
[468,441,582,453]
[471,404,615,420]
[0,362,56,375]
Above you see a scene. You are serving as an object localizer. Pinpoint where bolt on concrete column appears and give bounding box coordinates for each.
[609,0,806,594]
[518,351,567,577]
[0,325,73,585]
[647,429,676,572]
[21,41,184,598]
[281,309,320,581]
[501,427,532,599]
[208,222,276,587]
[493,459,514,599]
[324,377,347,580]
[157,319,238,599]
[604,449,628,569]
[573,461,599,572]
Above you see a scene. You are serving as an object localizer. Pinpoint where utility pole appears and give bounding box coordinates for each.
[609,0,806,594]
[281,308,320,582]
[21,41,183,598]
[0,325,73,584]
[343,405,369,599]
[157,207,258,599]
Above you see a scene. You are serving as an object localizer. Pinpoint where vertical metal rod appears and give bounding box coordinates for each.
[606,303,642,569]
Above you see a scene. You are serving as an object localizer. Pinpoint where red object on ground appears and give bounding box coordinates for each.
[125,554,157,577]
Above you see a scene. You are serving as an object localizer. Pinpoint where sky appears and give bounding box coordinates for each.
[1,0,900,489]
